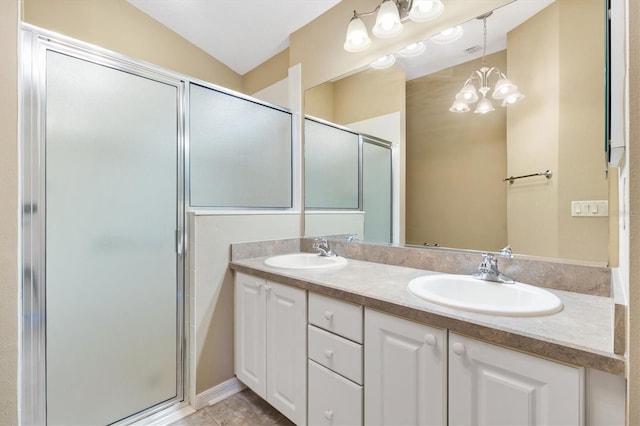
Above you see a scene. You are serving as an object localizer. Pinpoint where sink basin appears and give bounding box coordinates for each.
[264,253,348,270]
[407,274,563,317]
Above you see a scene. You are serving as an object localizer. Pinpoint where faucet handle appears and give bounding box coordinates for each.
[499,245,513,258]
[313,237,329,248]
[480,252,496,262]
[478,252,498,271]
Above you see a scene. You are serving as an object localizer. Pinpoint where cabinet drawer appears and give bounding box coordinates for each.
[308,360,362,426]
[309,293,363,343]
[308,325,363,385]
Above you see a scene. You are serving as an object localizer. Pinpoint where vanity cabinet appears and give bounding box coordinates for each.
[234,272,307,425]
[448,332,584,426]
[307,293,363,426]
[364,308,447,425]
[234,269,613,426]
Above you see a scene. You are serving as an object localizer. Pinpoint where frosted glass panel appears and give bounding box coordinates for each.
[305,119,360,209]
[363,141,392,243]
[45,52,178,425]
[189,83,292,208]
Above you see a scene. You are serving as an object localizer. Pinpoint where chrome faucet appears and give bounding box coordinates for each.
[313,238,337,257]
[472,253,515,284]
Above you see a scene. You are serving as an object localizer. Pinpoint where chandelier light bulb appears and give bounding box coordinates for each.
[474,97,495,114]
[431,26,463,44]
[492,78,517,99]
[343,15,372,52]
[459,84,479,103]
[398,41,426,58]
[370,54,396,69]
[502,91,525,106]
[449,100,470,113]
[372,0,403,38]
[409,0,444,22]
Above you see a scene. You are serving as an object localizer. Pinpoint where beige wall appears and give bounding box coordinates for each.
[305,81,335,121]
[556,0,608,261]
[405,51,508,251]
[0,0,19,423]
[508,0,607,262]
[23,0,244,92]
[306,65,405,126]
[333,66,405,125]
[191,214,301,393]
[507,3,560,257]
[244,48,289,95]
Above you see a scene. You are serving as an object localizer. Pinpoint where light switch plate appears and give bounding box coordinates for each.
[571,200,608,217]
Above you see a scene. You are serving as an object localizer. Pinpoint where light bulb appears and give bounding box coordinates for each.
[381,17,394,30]
[409,0,444,22]
[398,41,426,58]
[431,26,463,44]
[370,54,396,69]
[344,15,372,52]
[474,97,495,114]
[458,84,478,103]
[372,0,403,38]
[502,92,525,106]
[492,78,517,99]
[449,100,470,113]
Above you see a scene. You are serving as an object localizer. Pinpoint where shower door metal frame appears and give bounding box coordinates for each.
[20,25,188,425]
[360,134,395,244]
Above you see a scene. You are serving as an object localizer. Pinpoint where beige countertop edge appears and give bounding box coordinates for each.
[229,261,625,376]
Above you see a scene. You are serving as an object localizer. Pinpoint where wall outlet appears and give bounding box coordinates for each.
[571,200,608,217]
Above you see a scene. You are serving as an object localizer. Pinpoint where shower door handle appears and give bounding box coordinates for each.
[176,229,184,255]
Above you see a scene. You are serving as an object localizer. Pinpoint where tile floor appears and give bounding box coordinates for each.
[169,388,295,426]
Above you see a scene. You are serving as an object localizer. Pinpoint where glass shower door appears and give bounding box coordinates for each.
[362,139,393,243]
[45,51,182,425]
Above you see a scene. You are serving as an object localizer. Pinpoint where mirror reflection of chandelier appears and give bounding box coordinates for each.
[450,12,525,114]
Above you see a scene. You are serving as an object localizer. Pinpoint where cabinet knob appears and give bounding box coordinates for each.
[452,342,466,356]
[424,334,437,346]
[324,410,334,420]
[324,349,334,359]
[264,284,271,293]
[323,311,334,320]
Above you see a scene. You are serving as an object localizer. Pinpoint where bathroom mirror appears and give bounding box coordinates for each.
[304,0,610,263]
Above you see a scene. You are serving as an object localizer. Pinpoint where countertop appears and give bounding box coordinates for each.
[230,256,624,375]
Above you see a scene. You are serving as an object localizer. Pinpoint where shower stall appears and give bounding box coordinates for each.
[21,27,186,425]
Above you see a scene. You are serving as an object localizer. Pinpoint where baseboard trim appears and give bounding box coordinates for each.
[194,377,246,410]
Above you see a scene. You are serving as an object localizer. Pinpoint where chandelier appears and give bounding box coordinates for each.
[449,12,524,114]
[344,0,445,53]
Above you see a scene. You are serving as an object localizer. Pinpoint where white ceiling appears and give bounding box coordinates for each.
[397,0,555,80]
[127,0,341,75]
[127,0,555,80]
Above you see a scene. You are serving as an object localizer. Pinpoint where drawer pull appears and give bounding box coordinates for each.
[452,342,466,356]
[323,310,334,320]
[324,349,334,359]
[425,333,437,346]
[324,410,334,420]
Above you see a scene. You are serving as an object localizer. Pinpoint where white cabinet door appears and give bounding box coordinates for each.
[234,272,267,398]
[266,281,307,425]
[308,360,362,426]
[235,273,307,425]
[365,309,447,426]
[449,333,584,426]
